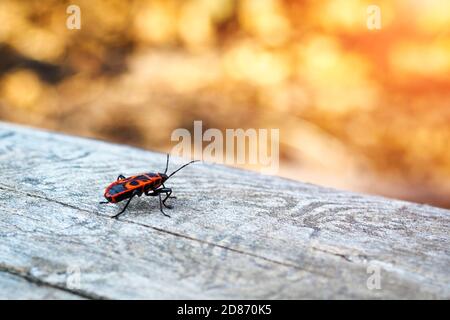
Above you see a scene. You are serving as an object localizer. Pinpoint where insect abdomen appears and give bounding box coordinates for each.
[104,174,162,203]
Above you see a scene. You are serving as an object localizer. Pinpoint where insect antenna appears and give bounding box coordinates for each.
[164,153,170,174]
[168,160,199,179]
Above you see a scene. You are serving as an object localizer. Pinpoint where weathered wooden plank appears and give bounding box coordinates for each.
[0,271,82,300]
[0,187,339,299]
[0,121,449,299]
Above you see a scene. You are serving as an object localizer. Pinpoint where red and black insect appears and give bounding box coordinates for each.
[100,155,197,219]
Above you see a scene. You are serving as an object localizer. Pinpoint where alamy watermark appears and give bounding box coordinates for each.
[171,121,279,174]
[366,263,381,290]
[66,4,81,30]
[65,4,381,31]
[66,265,81,290]
[367,5,382,30]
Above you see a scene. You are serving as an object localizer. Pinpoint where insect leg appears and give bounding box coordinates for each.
[162,189,174,209]
[112,191,137,219]
[158,193,171,218]
[153,187,174,209]
[99,201,109,204]
[162,184,176,199]
[117,175,126,181]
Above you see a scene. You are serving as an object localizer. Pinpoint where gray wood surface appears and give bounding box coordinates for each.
[0,121,449,299]
[0,271,82,300]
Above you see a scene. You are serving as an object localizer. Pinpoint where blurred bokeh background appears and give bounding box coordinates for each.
[0,0,449,208]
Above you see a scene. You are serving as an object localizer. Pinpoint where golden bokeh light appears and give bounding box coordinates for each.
[224,40,291,86]
[390,40,450,79]
[1,69,43,110]
[133,1,177,45]
[239,0,291,46]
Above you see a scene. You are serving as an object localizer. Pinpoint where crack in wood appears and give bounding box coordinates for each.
[0,263,106,300]
[0,131,15,139]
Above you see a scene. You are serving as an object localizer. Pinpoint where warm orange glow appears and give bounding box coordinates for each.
[1,69,43,110]
[390,40,450,78]
[224,40,290,86]
[0,0,449,208]
[133,1,177,45]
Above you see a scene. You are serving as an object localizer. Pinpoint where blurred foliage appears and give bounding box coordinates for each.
[0,0,449,207]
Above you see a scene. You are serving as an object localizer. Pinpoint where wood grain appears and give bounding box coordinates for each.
[0,122,448,299]
[0,271,82,300]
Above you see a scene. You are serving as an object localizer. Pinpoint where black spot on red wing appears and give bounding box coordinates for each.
[130,180,139,186]
[108,183,127,195]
